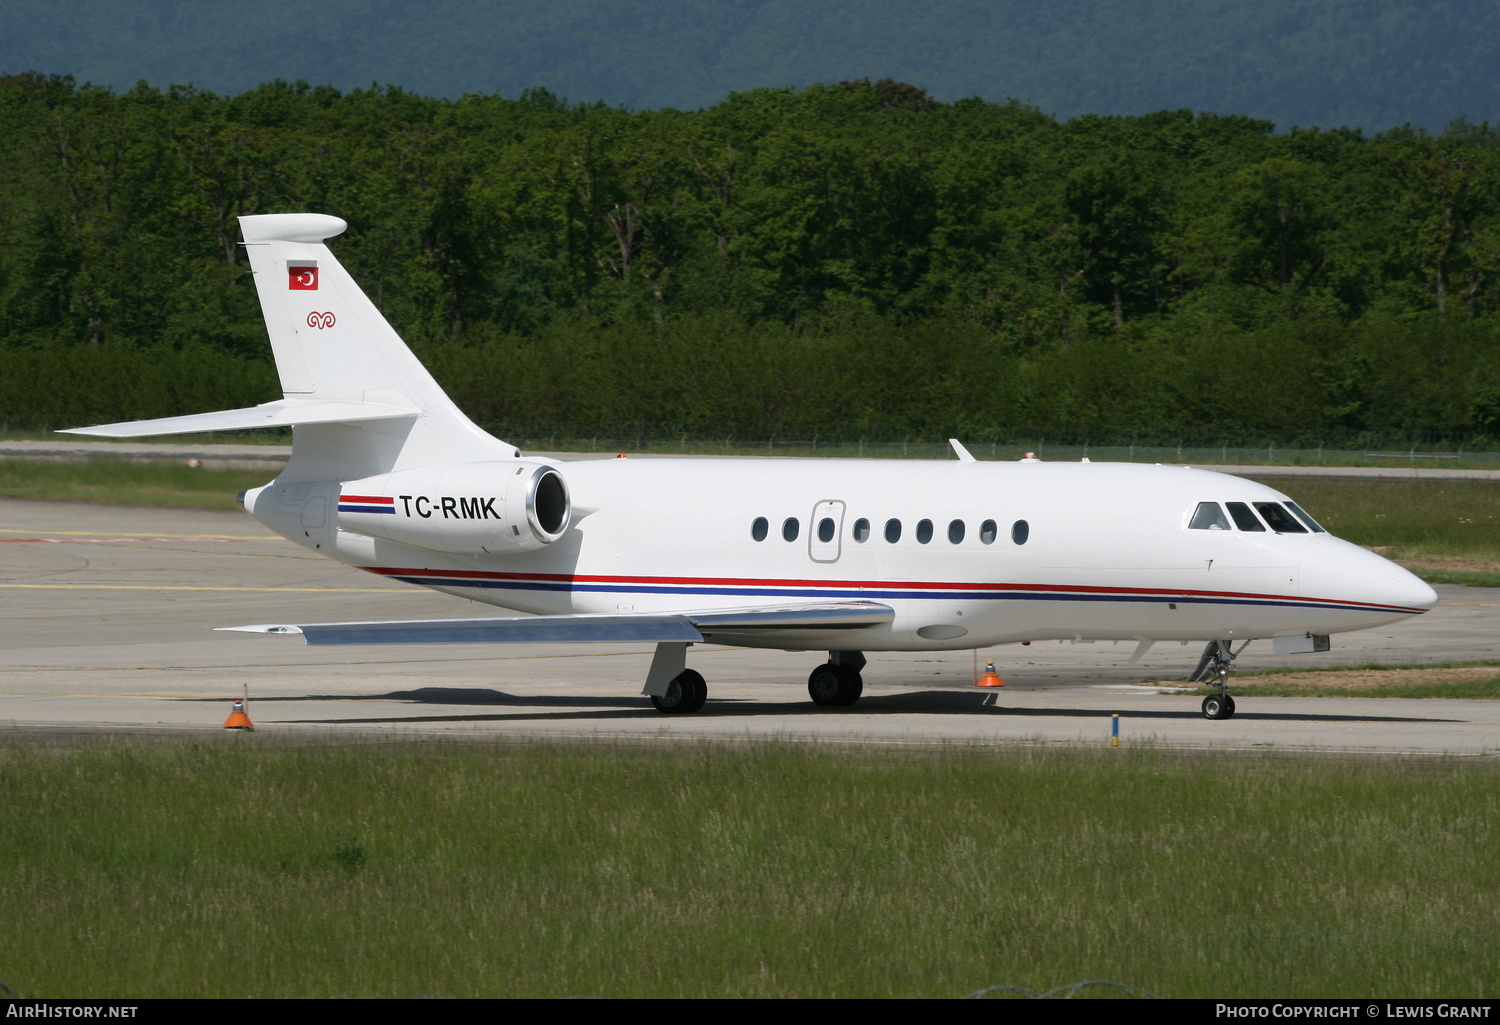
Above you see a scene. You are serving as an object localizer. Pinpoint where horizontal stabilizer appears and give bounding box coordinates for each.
[60,399,419,438]
[218,601,895,646]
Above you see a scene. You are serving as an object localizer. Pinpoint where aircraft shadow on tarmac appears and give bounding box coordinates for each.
[191,686,1462,727]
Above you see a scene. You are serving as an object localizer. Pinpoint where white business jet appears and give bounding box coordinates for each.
[65,214,1438,719]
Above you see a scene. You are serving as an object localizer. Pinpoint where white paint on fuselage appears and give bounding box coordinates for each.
[253,456,1438,653]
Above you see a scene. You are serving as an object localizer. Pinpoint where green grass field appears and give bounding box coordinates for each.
[1,738,1496,999]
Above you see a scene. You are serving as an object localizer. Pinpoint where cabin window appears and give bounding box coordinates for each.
[1188,502,1230,530]
[782,517,800,542]
[980,519,998,544]
[948,519,965,544]
[751,516,769,541]
[1012,519,1030,545]
[817,517,836,542]
[852,518,870,542]
[1254,502,1307,533]
[916,519,934,544]
[885,518,902,543]
[1225,502,1266,532]
[1284,501,1327,533]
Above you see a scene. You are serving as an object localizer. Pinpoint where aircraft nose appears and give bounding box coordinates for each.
[1362,562,1439,612]
[1300,538,1438,627]
[1397,568,1438,610]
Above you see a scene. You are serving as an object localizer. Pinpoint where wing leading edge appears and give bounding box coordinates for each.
[59,399,419,439]
[217,600,895,646]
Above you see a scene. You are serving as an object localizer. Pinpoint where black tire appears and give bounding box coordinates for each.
[1202,694,1229,720]
[679,669,707,713]
[808,664,862,706]
[651,669,707,714]
[843,673,864,706]
[1224,695,1236,717]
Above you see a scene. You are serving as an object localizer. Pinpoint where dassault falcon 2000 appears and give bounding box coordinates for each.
[65,213,1438,719]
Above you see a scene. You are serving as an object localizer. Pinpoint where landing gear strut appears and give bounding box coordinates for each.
[808,650,865,707]
[651,668,707,714]
[1190,640,1243,720]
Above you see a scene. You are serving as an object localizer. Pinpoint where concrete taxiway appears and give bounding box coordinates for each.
[3,498,1498,755]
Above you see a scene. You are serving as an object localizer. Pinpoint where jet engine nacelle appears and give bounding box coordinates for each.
[337,460,570,555]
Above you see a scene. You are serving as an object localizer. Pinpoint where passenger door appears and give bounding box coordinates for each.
[808,499,846,563]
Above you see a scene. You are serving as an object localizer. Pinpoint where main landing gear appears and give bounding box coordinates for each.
[808,663,863,706]
[1190,640,1244,720]
[651,668,707,714]
[648,651,868,714]
[808,651,866,707]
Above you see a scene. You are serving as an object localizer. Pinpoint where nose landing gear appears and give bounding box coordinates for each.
[1201,692,1236,720]
[1190,640,1245,720]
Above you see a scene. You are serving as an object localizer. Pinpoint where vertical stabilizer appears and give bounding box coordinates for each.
[239,213,514,479]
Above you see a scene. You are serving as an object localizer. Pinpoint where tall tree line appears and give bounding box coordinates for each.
[2,72,1498,440]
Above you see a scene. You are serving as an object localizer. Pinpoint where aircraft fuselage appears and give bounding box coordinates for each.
[246,456,1435,653]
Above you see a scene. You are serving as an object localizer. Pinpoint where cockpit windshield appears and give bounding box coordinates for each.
[1254,502,1307,533]
[1284,501,1327,533]
[1188,502,1231,530]
[1189,498,1329,535]
[1225,502,1266,531]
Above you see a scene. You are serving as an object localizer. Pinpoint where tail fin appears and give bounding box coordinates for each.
[62,213,515,479]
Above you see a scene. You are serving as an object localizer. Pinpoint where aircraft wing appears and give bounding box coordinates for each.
[217,600,895,646]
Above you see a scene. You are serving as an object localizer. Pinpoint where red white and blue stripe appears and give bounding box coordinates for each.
[339,494,395,515]
[356,566,1430,617]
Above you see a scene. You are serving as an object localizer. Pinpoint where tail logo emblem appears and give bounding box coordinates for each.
[306,312,337,330]
[288,266,319,290]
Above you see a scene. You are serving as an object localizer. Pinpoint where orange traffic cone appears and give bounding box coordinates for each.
[223,697,255,731]
[975,659,1005,687]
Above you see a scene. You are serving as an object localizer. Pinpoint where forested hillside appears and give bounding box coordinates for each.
[2,73,1498,444]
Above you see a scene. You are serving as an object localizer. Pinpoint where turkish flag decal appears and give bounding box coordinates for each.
[288,264,319,290]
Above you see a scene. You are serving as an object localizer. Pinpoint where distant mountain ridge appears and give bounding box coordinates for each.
[4,0,1498,131]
